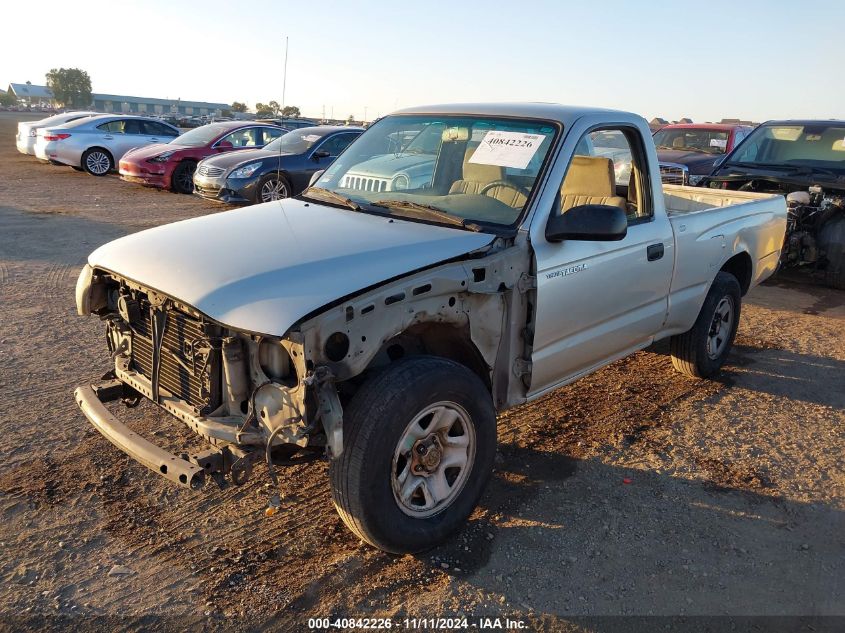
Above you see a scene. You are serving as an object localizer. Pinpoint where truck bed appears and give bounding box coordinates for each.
[662,184,780,215]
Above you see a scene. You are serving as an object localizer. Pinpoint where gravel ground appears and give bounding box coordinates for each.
[0,112,842,632]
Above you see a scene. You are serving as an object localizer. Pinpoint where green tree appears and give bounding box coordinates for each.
[281,105,301,118]
[254,102,273,117]
[231,101,247,113]
[347,114,356,124]
[0,91,15,107]
[268,100,281,116]
[221,109,232,118]
[45,68,92,108]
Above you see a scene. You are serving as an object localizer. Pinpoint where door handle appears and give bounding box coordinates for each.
[103,135,113,140]
[647,243,664,261]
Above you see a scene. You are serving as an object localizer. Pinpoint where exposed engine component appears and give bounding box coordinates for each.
[222,337,249,415]
[781,186,845,271]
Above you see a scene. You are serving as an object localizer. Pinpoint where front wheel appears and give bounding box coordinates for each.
[81,148,113,176]
[330,356,496,553]
[171,160,196,194]
[255,173,291,204]
[670,271,741,378]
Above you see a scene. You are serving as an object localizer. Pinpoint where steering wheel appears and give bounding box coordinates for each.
[479,180,531,200]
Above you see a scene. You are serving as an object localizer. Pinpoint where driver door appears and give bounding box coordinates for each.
[528,123,674,396]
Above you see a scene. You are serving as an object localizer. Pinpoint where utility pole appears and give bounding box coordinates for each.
[364,105,368,124]
[281,36,289,114]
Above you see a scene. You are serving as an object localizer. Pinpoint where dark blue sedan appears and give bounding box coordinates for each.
[192,126,363,204]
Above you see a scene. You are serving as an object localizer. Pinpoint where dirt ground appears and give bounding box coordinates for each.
[0,112,843,632]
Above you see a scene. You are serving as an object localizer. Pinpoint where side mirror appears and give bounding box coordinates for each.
[312,150,331,160]
[308,170,325,188]
[545,204,627,242]
[216,140,233,149]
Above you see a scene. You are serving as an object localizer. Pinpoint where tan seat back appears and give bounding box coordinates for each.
[560,156,627,213]
[449,145,504,195]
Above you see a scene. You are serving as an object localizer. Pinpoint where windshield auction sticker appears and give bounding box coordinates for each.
[469,131,546,170]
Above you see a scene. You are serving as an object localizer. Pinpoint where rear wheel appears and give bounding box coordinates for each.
[817,216,845,290]
[330,356,496,553]
[670,271,741,378]
[81,148,113,176]
[256,173,290,203]
[171,160,197,194]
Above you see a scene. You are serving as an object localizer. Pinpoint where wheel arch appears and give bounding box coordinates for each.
[367,321,492,392]
[720,251,753,295]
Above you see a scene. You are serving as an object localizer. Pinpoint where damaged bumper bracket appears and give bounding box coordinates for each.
[74,382,205,489]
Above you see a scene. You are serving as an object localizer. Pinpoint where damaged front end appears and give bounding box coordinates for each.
[74,264,336,489]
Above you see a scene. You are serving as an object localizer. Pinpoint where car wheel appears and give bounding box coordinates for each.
[256,173,290,203]
[81,148,113,176]
[330,356,496,554]
[171,161,197,194]
[670,271,741,378]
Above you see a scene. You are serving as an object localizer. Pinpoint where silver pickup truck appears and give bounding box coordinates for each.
[74,103,787,553]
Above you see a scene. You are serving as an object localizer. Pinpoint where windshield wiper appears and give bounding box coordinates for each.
[373,199,480,231]
[301,186,361,211]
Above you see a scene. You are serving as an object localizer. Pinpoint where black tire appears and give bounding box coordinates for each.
[71,166,83,172]
[81,147,113,176]
[171,160,197,194]
[817,216,845,290]
[330,356,496,554]
[254,173,291,204]
[670,271,741,378]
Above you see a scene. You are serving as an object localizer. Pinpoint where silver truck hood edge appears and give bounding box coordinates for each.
[88,199,492,335]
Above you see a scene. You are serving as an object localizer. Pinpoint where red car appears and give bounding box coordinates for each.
[118,121,284,193]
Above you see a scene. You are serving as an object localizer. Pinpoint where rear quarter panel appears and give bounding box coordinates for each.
[659,185,786,337]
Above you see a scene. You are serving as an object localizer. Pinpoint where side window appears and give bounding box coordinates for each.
[221,127,260,148]
[97,120,125,134]
[557,126,652,222]
[123,119,143,135]
[143,121,178,137]
[317,133,357,156]
[260,127,283,145]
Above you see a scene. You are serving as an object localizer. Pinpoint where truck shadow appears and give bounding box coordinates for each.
[428,447,845,619]
[647,341,845,410]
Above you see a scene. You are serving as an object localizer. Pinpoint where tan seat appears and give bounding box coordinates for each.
[449,145,504,195]
[672,137,685,148]
[560,156,627,213]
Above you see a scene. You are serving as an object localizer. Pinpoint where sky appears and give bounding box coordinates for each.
[2,0,844,122]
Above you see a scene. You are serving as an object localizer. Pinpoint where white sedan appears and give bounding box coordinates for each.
[16,111,98,155]
[35,115,180,175]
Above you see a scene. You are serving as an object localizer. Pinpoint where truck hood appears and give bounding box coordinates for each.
[656,149,722,174]
[87,199,493,335]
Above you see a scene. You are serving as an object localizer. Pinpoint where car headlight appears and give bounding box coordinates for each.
[687,174,705,186]
[230,162,262,179]
[391,174,410,190]
[147,150,175,163]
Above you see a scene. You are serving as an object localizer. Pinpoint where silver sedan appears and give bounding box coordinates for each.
[35,115,180,175]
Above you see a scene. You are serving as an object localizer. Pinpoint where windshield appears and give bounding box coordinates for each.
[307,114,558,229]
[653,128,730,154]
[726,123,845,173]
[172,123,233,147]
[264,128,326,154]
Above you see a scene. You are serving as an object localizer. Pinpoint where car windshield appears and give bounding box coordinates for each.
[172,123,233,147]
[264,129,326,154]
[305,114,558,230]
[653,128,730,154]
[726,123,845,173]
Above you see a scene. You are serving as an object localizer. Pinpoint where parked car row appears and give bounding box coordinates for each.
[15,111,364,204]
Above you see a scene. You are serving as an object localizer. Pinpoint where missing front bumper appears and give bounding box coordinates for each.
[74,381,205,489]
